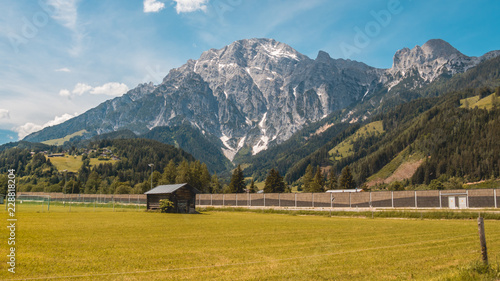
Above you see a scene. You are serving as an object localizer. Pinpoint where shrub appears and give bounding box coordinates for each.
[159,199,174,213]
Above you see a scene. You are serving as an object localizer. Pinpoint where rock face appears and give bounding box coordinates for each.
[24,38,499,161]
[385,39,498,90]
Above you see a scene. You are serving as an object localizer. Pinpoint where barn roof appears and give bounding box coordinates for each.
[144,183,200,195]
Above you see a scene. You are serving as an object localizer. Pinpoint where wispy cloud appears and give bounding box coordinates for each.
[90,82,129,96]
[46,0,84,56]
[144,0,165,13]
[172,0,208,14]
[59,82,129,98]
[55,67,71,72]
[0,109,10,119]
[15,113,77,139]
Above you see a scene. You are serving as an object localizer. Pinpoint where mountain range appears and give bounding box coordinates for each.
[24,38,500,173]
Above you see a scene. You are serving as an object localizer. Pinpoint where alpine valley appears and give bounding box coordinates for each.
[18,38,500,187]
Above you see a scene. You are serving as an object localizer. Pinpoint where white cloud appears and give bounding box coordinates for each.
[47,0,79,30]
[0,109,10,119]
[172,0,208,13]
[59,89,71,97]
[144,0,165,13]
[15,113,77,139]
[90,82,129,96]
[59,82,128,98]
[55,67,71,72]
[72,83,92,95]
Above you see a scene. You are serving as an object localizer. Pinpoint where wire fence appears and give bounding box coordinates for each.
[16,192,147,204]
[9,192,148,212]
[196,189,500,209]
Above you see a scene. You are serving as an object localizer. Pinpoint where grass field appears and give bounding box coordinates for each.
[41,130,88,146]
[1,204,500,280]
[48,155,117,173]
[460,93,499,110]
[329,121,384,161]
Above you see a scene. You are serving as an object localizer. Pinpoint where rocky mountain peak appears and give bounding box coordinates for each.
[316,50,332,62]
[421,39,463,59]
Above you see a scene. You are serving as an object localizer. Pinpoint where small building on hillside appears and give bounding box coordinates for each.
[145,183,200,213]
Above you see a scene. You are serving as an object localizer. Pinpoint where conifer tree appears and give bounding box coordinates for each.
[302,164,314,192]
[248,179,258,193]
[162,159,177,184]
[339,166,355,189]
[200,163,211,193]
[210,173,221,194]
[228,165,245,193]
[175,160,191,184]
[327,169,338,190]
[264,168,286,193]
[309,166,325,192]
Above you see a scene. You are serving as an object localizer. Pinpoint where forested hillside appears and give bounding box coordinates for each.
[0,138,220,195]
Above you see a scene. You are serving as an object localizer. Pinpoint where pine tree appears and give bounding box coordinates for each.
[309,166,325,192]
[248,179,258,193]
[264,168,286,193]
[162,159,177,184]
[175,160,191,184]
[339,166,355,189]
[302,164,314,192]
[200,163,211,193]
[210,173,221,194]
[228,165,245,193]
[327,169,338,190]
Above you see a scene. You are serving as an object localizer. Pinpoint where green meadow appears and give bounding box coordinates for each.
[1,204,499,280]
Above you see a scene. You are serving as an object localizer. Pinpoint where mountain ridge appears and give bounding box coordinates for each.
[24,38,500,168]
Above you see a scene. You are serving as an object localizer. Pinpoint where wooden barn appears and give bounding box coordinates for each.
[145,183,200,213]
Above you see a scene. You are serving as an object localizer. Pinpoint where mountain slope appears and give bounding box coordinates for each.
[24,38,500,168]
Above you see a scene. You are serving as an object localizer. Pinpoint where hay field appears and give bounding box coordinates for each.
[1,204,499,280]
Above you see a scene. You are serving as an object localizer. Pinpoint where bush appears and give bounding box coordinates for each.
[159,199,174,213]
[114,185,131,194]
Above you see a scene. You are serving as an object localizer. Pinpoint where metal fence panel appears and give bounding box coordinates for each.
[416,190,440,208]
[371,192,392,208]
[469,189,495,208]
[313,193,331,208]
[296,193,313,207]
[250,194,264,206]
[393,191,415,208]
[279,193,295,207]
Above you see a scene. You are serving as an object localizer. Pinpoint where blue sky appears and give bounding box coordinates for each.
[0,0,499,143]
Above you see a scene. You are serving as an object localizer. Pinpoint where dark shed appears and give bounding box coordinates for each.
[145,183,200,213]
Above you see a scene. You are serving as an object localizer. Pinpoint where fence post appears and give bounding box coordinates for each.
[369,192,372,207]
[223,194,225,206]
[494,189,497,208]
[478,216,488,265]
[391,191,394,208]
[415,191,418,208]
[466,189,469,208]
[330,192,333,208]
[439,190,442,208]
[211,194,213,206]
